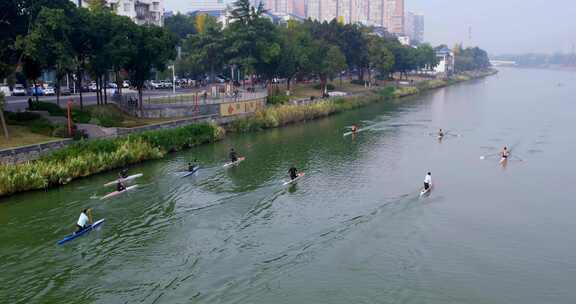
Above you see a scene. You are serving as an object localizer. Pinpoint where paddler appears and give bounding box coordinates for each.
[229,148,238,162]
[351,124,358,134]
[188,159,198,172]
[76,208,93,233]
[500,146,510,160]
[119,168,128,179]
[424,172,432,190]
[438,129,444,138]
[116,179,126,192]
[288,165,298,180]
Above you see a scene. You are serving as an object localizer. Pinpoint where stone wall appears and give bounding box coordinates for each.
[0,139,74,164]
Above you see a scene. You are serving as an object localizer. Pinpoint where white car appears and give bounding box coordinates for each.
[44,86,55,96]
[12,84,27,96]
[122,80,130,88]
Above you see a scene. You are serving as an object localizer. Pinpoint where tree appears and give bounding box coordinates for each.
[0,92,8,139]
[367,36,395,81]
[309,42,346,94]
[182,16,225,83]
[165,13,196,40]
[124,25,178,112]
[277,21,313,94]
[23,8,74,105]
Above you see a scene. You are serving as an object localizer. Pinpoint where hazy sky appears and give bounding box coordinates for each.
[165,0,576,55]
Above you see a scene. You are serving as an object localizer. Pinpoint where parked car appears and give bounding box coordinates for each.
[58,86,71,96]
[89,82,97,92]
[106,82,117,89]
[149,80,162,89]
[29,86,44,96]
[1,85,11,96]
[122,80,130,88]
[44,86,55,96]
[12,84,27,96]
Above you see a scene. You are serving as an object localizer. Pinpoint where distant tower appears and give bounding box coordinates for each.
[468,26,472,46]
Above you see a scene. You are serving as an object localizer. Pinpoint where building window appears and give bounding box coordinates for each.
[124,3,131,11]
[153,2,159,10]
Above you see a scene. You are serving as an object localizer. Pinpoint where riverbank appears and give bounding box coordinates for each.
[229,69,497,133]
[0,69,496,198]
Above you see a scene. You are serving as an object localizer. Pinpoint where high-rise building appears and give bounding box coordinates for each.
[384,0,404,35]
[190,0,229,11]
[404,11,424,43]
[367,0,385,27]
[75,0,165,26]
[413,13,424,43]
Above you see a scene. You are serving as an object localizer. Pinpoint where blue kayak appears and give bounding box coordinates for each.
[57,219,105,245]
[181,166,199,177]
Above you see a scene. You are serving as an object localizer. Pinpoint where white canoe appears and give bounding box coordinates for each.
[283,172,305,186]
[104,173,143,187]
[223,157,246,168]
[420,184,432,197]
[101,185,138,200]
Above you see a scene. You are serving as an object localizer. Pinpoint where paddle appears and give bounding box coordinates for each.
[480,153,500,160]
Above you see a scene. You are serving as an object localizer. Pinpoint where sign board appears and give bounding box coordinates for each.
[220,99,266,117]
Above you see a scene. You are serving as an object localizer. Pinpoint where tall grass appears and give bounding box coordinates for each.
[229,91,392,133]
[0,123,223,197]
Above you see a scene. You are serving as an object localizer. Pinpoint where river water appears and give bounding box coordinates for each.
[1,67,576,303]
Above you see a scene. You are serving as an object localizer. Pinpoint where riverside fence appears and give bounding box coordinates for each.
[114,90,268,119]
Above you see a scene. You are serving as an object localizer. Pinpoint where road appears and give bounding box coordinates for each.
[4,88,199,111]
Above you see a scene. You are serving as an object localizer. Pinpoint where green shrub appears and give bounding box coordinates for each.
[5,111,42,124]
[350,79,367,85]
[267,94,289,105]
[72,110,91,124]
[313,83,335,91]
[0,123,220,197]
[29,118,55,136]
[36,101,65,116]
[90,106,123,127]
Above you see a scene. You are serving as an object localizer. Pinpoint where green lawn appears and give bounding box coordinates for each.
[0,126,60,149]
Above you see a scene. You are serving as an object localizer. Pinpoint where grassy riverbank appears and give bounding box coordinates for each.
[230,70,497,133]
[0,123,223,197]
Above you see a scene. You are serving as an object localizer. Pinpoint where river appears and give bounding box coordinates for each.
[1,67,576,303]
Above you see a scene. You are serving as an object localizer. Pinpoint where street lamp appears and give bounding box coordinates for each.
[170,65,176,95]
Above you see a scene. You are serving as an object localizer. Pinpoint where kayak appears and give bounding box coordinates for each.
[420,184,432,197]
[223,157,246,168]
[57,219,105,245]
[181,166,200,177]
[101,185,138,200]
[283,172,305,186]
[104,173,143,187]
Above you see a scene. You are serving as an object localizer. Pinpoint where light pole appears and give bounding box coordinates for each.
[171,65,176,95]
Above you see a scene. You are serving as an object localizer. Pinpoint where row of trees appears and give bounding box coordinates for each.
[167,0,440,94]
[1,0,178,109]
[453,44,491,72]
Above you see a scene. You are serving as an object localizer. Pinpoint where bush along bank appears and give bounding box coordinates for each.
[0,123,224,197]
[228,69,497,133]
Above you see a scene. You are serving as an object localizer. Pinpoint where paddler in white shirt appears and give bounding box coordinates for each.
[76,208,93,233]
[424,172,432,190]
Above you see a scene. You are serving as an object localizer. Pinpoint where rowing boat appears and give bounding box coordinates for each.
[57,219,105,245]
[223,157,246,168]
[181,166,200,177]
[101,185,138,200]
[283,172,305,186]
[103,173,143,187]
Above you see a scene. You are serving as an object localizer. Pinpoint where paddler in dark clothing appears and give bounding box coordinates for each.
[116,180,126,192]
[120,168,128,179]
[188,159,198,172]
[229,148,238,162]
[288,166,298,180]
